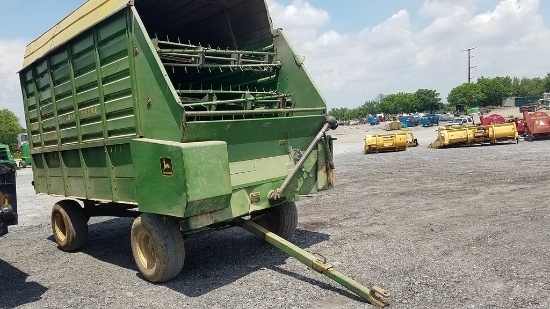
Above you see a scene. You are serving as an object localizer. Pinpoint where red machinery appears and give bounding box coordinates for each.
[511,117,526,136]
[479,114,505,125]
[523,111,550,141]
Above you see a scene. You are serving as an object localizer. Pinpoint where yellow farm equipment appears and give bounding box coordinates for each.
[364,130,418,154]
[429,123,518,148]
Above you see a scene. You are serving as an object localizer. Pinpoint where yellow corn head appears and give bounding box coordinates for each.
[364,130,418,154]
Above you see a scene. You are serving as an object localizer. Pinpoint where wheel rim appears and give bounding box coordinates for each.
[53,212,67,242]
[136,230,156,270]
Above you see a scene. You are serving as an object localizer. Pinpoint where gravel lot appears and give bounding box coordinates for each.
[1,109,550,308]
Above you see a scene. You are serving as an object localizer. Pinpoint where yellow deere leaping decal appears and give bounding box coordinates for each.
[160,157,173,176]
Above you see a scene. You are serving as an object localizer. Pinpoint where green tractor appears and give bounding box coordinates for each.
[0,144,17,236]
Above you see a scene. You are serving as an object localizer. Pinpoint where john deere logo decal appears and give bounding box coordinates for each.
[160,157,173,176]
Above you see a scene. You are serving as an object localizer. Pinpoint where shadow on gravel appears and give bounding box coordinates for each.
[77,218,344,300]
[0,259,48,308]
[80,217,135,270]
[265,265,364,302]
[166,228,337,298]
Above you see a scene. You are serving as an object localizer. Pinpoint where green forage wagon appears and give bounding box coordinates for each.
[19,0,388,305]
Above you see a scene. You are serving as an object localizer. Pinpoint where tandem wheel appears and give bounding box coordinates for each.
[252,201,298,240]
[130,214,185,282]
[51,200,88,251]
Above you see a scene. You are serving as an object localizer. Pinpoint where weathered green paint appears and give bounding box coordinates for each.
[20,143,32,165]
[19,1,332,230]
[0,145,16,167]
[130,139,232,218]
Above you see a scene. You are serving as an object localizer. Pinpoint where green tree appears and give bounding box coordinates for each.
[380,92,420,114]
[511,76,545,97]
[414,89,442,113]
[357,100,380,117]
[523,77,545,96]
[328,107,345,121]
[476,76,512,106]
[0,109,23,151]
[543,73,550,93]
[447,83,486,109]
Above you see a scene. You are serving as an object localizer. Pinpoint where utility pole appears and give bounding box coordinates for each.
[462,47,476,83]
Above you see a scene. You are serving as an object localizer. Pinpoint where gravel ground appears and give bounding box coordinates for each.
[1,108,549,308]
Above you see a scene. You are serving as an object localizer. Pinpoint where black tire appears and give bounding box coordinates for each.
[253,201,298,240]
[131,214,185,282]
[51,200,88,251]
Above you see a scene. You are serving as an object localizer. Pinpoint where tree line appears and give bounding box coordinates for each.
[330,74,550,121]
[0,109,24,151]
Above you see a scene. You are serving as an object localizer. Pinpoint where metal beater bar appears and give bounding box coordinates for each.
[163,63,280,69]
[184,107,325,116]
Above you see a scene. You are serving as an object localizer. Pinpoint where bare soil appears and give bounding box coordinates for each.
[1,106,549,308]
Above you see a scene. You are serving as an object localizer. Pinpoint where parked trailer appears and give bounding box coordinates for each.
[523,111,550,141]
[429,123,518,148]
[368,116,379,125]
[0,145,17,236]
[18,0,388,306]
[399,115,420,127]
[364,130,418,154]
[420,114,439,127]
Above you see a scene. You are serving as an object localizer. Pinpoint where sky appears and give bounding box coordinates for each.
[1,0,550,124]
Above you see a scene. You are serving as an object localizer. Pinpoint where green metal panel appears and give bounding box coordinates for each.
[130,9,183,142]
[19,2,333,229]
[273,29,327,111]
[130,139,232,218]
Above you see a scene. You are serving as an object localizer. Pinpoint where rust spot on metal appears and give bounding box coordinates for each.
[250,192,260,203]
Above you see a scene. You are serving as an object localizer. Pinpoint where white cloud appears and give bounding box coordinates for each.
[0,40,26,124]
[267,0,550,110]
[267,0,329,29]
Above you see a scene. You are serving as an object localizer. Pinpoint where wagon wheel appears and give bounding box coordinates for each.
[131,214,185,282]
[252,201,298,240]
[51,200,88,251]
